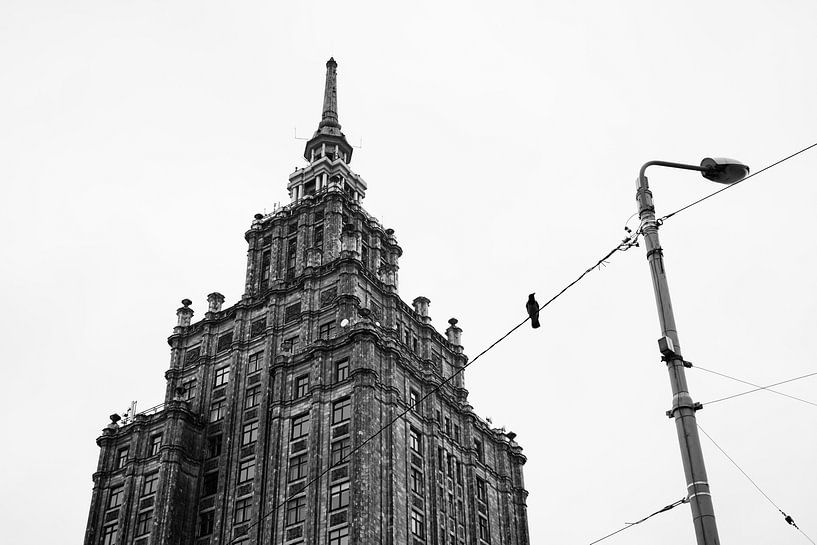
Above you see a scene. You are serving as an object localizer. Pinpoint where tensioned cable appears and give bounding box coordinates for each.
[587,497,688,545]
[701,371,817,407]
[225,232,641,544]
[226,141,817,544]
[693,365,817,408]
[658,141,817,223]
[698,425,816,544]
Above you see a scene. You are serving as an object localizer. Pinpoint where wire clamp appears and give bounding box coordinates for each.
[665,402,702,418]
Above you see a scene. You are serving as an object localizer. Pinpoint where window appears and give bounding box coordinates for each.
[294,375,309,399]
[282,336,299,353]
[332,397,351,424]
[361,244,369,270]
[143,473,159,496]
[329,526,349,545]
[198,511,214,537]
[474,439,484,463]
[291,413,310,440]
[210,400,226,422]
[410,468,424,496]
[245,385,261,409]
[202,472,218,496]
[476,477,487,502]
[454,425,461,444]
[260,250,271,290]
[108,486,124,509]
[314,224,324,252]
[330,438,350,466]
[182,379,196,401]
[329,482,350,511]
[288,222,298,235]
[409,428,422,454]
[207,435,223,458]
[370,301,382,320]
[235,497,252,524]
[238,458,256,483]
[286,496,306,526]
[458,499,465,524]
[247,352,263,374]
[115,447,129,469]
[410,510,425,538]
[432,351,442,368]
[335,359,349,382]
[435,409,441,424]
[409,389,419,409]
[217,332,233,352]
[437,447,444,469]
[213,366,230,387]
[319,321,336,340]
[455,460,463,484]
[478,515,490,541]
[101,524,117,545]
[242,421,259,445]
[149,435,162,457]
[289,454,308,481]
[286,239,297,279]
[250,317,266,338]
[135,510,153,536]
[444,417,451,435]
[329,482,349,511]
[284,302,301,323]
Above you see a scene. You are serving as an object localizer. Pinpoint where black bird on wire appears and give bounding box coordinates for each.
[526,293,540,328]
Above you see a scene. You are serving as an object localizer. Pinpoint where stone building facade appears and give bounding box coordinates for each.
[84,58,530,545]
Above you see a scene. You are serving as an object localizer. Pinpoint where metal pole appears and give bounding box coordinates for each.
[636,174,720,545]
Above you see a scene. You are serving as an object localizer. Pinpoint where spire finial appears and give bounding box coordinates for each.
[320,57,340,130]
[303,58,354,164]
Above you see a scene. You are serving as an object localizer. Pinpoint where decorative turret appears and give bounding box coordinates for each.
[303,58,354,164]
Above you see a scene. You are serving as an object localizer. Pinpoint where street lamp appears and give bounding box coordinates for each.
[636,157,749,545]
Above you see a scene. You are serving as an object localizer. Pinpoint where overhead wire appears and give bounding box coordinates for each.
[587,497,688,545]
[697,425,816,544]
[701,371,817,407]
[225,231,642,544]
[225,140,817,544]
[658,141,817,223]
[693,365,817,408]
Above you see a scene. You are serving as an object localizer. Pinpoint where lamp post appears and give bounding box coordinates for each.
[636,157,750,545]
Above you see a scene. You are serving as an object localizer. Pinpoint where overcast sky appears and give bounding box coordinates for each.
[2,1,816,544]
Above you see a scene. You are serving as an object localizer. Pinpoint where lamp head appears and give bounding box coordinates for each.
[700,157,750,184]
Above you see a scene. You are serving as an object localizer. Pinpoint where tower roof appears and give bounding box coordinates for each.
[304,58,354,164]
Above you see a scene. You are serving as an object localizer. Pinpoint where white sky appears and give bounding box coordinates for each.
[2,1,816,544]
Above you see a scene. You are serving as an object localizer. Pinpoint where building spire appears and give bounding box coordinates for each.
[304,58,353,164]
[319,57,340,130]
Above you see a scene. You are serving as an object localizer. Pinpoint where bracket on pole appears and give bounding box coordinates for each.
[658,336,677,357]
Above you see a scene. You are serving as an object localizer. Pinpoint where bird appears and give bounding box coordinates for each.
[783,512,799,529]
[526,293,540,328]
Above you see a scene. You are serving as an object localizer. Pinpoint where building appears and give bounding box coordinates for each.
[84,58,530,545]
